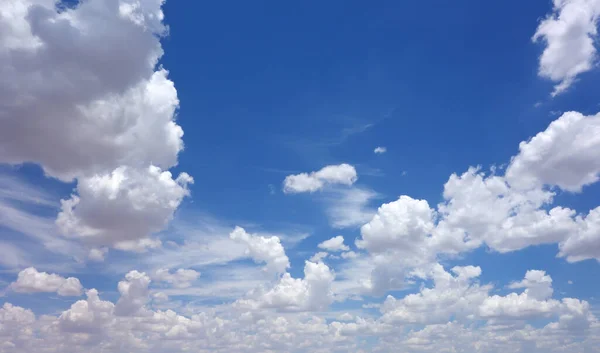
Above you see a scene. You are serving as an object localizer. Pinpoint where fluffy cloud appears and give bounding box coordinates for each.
[152,268,200,289]
[318,235,350,252]
[374,146,387,154]
[10,267,83,296]
[506,111,600,192]
[114,270,151,316]
[56,166,193,246]
[236,261,335,312]
[357,195,434,255]
[0,266,597,353]
[0,0,181,179]
[558,205,600,262]
[230,226,290,275]
[59,289,115,334]
[533,0,600,96]
[283,164,357,193]
[0,0,192,252]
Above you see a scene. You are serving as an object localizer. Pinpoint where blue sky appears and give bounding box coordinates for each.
[1,0,600,352]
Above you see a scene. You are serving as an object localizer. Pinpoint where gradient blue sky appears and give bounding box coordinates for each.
[1,1,600,352]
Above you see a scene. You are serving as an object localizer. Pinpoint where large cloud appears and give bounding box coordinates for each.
[533,0,600,96]
[0,0,191,251]
[56,165,193,247]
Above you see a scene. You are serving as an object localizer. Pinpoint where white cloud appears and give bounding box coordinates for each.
[152,268,200,289]
[10,267,83,296]
[558,206,600,262]
[283,164,357,193]
[59,289,115,334]
[324,187,378,228]
[56,166,193,247]
[374,146,387,154]
[114,270,151,317]
[0,1,181,180]
[533,0,600,96]
[0,0,192,253]
[230,226,290,275]
[236,261,335,312]
[318,235,350,252]
[357,195,434,255]
[506,111,600,192]
[309,252,329,262]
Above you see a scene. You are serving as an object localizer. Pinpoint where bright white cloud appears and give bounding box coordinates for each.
[10,267,83,296]
[533,0,600,96]
[374,146,387,154]
[357,195,434,254]
[558,205,600,262]
[506,111,600,192]
[152,268,200,289]
[56,166,193,247]
[318,235,350,252]
[230,226,290,275]
[283,164,357,193]
[236,261,335,312]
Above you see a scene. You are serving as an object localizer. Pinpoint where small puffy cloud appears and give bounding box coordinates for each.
[283,164,357,193]
[318,236,350,252]
[533,0,600,96]
[508,270,554,300]
[152,268,200,289]
[506,111,600,192]
[374,146,387,154]
[56,166,193,247]
[236,261,335,312]
[357,196,434,254]
[114,270,151,317]
[59,289,115,334]
[10,267,83,297]
[230,226,290,275]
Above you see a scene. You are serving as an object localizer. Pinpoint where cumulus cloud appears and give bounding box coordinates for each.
[506,111,600,192]
[152,268,200,289]
[10,267,83,296]
[56,166,192,247]
[114,270,151,316]
[0,0,181,179]
[374,146,387,154]
[318,235,350,252]
[283,164,357,193]
[533,0,600,96]
[236,261,335,312]
[0,0,192,252]
[230,226,290,275]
